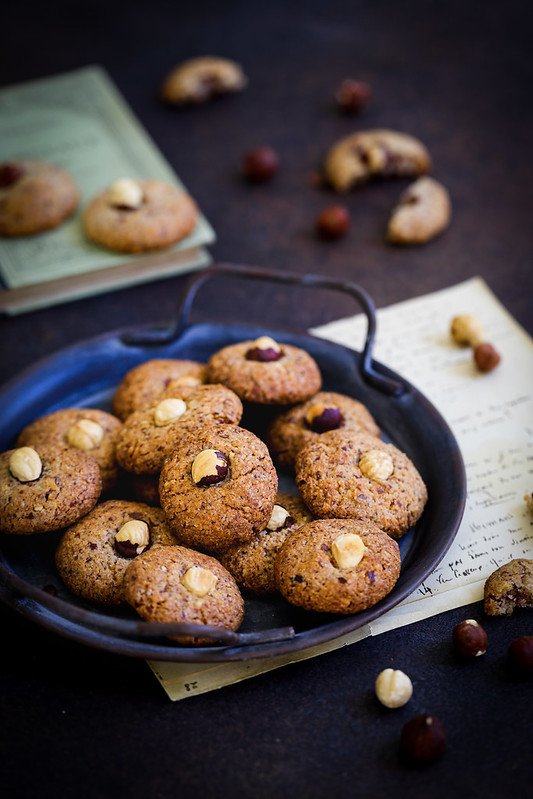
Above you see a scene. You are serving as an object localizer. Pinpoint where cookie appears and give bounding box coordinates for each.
[55,500,180,606]
[115,383,243,475]
[387,176,451,245]
[295,430,427,538]
[266,391,381,468]
[17,407,122,492]
[206,335,322,405]
[112,358,207,421]
[324,129,431,193]
[83,177,198,253]
[274,518,401,614]
[159,423,278,553]
[0,444,101,535]
[124,545,245,645]
[0,160,79,236]
[483,559,533,616]
[160,56,247,104]
[219,493,314,594]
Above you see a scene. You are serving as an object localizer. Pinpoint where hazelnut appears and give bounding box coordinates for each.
[331,533,365,570]
[242,146,280,182]
[114,519,150,558]
[315,205,350,239]
[508,636,533,673]
[181,566,218,597]
[266,504,293,532]
[154,398,187,427]
[452,619,488,657]
[400,714,446,764]
[191,449,229,486]
[108,178,144,210]
[450,314,484,347]
[335,79,371,113]
[9,447,42,482]
[473,342,501,373]
[375,668,413,708]
[305,402,344,433]
[245,335,283,362]
[359,449,394,482]
[66,418,105,450]
[0,162,24,187]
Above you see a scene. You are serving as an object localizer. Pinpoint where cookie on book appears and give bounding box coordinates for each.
[266,391,381,468]
[295,430,427,539]
[83,177,198,253]
[124,544,245,645]
[206,336,322,405]
[274,518,401,614]
[17,407,122,493]
[483,558,533,616]
[0,444,101,535]
[0,160,79,236]
[161,56,247,105]
[55,500,180,606]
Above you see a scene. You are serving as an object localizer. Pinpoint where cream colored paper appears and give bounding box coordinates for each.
[150,277,533,700]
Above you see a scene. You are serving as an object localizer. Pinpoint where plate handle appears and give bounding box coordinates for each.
[122,263,404,396]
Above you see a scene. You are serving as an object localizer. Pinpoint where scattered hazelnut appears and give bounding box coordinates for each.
[452,619,488,657]
[245,335,283,362]
[266,504,293,532]
[315,204,350,239]
[359,449,394,482]
[108,178,144,210]
[473,342,501,373]
[66,418,105,450]
[305,402,344,433]
[524,493,533,513]
[191,449,229,486]
[450,314,484,347]
[331,533,365,569]
[508,636,533,673]
[335,79,371,113]
[154,397,187,427]
[375,668,413,708]
[399,714,446,764]
[9,447,42,482]
[114,519,151,558]
[242,147,280,182]
[0,162,24,188]
[181,565,218,597]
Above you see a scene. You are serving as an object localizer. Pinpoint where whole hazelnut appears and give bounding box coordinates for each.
[335,79,371,113]
[246,335,283,362]
[191,449,229,487]
[452,619,488,657]
[450,314,484,347]
[242,147,280,182]
[316,205,350,239]
[473,342,501,372]
[305,403,344,433]
[400,714,446,764]
[375,668,413,708]
[508,636,533,673]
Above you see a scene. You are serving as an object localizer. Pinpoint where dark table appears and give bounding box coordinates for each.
[1,2,532,797]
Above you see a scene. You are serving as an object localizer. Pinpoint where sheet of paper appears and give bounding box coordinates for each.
[150,277,533,700]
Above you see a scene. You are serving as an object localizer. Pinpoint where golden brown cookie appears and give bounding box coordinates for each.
[55,500,180,606]
[0,444,101,535]
[159,423,278,553]
[206,336,322,405]
[275,518,401,614]
[0,160,79,236]
[160,56,247,104]
[16,407,122,492]
[83,177,198,253]
[324,129,431,193]
[266,391,381,468]
[124,545,245,645]
[387,176,451,245]
[219,493,314,594]
[112,358,207,421]
[295,430,427,538]
[483,559,533,616]
[115,383,243,475]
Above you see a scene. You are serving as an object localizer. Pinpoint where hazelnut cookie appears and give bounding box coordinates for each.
[387,176,451,245]
[160,56,247,104]
[483,558,533,616]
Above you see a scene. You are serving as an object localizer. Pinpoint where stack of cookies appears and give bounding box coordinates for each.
[0,334,428,645]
